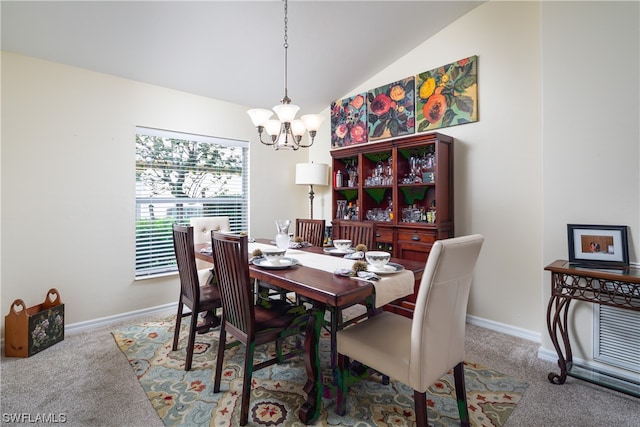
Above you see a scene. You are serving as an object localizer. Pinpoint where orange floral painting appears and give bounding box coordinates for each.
[416,55,478,132]
[367,76,415,141]
[331,93,368,148]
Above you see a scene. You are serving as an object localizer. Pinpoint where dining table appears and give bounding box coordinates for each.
[195,238,424,424]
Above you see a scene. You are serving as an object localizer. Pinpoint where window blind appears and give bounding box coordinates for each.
[135,127,249,277]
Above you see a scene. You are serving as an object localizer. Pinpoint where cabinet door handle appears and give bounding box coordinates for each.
[411,235,420,241]
[376,233,381,237]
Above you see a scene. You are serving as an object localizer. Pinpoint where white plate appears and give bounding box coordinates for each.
[323,247,356,255]
[366,262,405,274]
[253,257,299,269]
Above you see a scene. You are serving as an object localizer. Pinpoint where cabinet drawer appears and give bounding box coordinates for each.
[396,230,436,244]
[375,228,393,242]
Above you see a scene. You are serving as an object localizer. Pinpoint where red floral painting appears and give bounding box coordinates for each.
[416,55,478,132]
[330,93,368,148]
[367,77,415,141]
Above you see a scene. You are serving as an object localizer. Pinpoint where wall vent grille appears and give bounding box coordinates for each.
[594,305,640,374]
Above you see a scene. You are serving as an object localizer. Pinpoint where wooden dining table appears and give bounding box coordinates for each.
[195,239,424,424]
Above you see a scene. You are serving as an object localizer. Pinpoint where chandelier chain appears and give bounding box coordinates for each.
[282,0,290,103]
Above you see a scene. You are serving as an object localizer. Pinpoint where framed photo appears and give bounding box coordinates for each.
[567,224,629,266]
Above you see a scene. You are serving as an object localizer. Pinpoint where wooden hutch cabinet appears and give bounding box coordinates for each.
[330,132,454,314]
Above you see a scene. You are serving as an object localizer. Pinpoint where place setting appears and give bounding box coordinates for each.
[334,249,404,282]
[323,239,357,255]
[251,247,300,270]
[364,251,404,274]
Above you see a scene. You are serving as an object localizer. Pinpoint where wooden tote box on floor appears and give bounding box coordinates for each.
[4,288,65,357]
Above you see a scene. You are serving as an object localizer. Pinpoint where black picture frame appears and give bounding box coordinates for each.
[567,224,629,267]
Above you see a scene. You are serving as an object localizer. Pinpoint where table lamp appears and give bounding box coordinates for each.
[295,162,329,219]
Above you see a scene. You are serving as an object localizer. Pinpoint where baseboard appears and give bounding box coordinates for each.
[2,305,538,353]
[466,314,542,343]
[65,302,178,334]
[537,346,558,363]
[0,302,178,352]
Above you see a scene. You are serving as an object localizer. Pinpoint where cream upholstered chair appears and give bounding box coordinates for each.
[189,216,231,283]
[190,216,231,244]
[336,234,484,427]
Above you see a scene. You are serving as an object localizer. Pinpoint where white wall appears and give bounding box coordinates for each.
[319,1,544,333]
[314,0,639,361]
[540,1,640,357]
[1,52,309,330]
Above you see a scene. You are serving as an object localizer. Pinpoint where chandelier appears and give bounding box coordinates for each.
[247,0,323,150]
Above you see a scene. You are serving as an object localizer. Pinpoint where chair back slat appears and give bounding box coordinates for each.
[172,225,200,304]
[295,219,326,247]
[337,222,375,249]
[211,231,254,338]
[410,234,484,390]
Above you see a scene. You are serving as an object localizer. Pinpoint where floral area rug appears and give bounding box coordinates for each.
[112,315,528,426]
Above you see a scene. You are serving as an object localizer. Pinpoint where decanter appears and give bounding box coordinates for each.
[275,220,291,249]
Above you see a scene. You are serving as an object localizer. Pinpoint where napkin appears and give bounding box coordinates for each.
[356,271,381,281]
[289,241,312,249]
[334,269,380,281]
[343,251,364,260]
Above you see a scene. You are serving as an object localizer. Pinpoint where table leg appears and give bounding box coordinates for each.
[299,305,324,424]
[330,306,339,369]
[546,274,574,385]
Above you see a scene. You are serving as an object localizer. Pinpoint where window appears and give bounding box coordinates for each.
[135,127,249,278]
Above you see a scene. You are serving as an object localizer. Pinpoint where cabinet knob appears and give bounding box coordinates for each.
[411,235,420,241]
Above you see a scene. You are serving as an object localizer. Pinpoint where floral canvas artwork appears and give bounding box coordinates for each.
[330,93,368,148]
[416,55,478,132]
[367,77,415,141]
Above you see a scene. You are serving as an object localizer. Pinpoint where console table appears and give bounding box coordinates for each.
[544,260,640,397]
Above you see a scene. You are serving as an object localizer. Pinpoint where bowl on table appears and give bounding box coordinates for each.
[365,251,391,270]
[333,239,353,252]
[262,248,287,265]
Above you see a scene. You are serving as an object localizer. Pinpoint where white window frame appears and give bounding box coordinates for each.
[135,126,249,278]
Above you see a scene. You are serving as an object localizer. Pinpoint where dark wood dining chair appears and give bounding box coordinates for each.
[171,224,222,371]
[336,221,375,250]
[211,231,309,426]
[336,234,484,427]
[295,218,326,246]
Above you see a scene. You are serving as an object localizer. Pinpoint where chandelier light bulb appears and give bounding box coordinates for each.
[247,109,273,128]
[273,103,300,123]
[290,119,306,137]
[301,114,324,132]
[265,120,283,137]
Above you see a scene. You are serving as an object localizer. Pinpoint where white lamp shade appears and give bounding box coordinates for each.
[273,103,300,123]
[301,114,324,131]
[290,119,306,136]
[247,108,273,127]
[265,119,282,136]
[295,163,329,186]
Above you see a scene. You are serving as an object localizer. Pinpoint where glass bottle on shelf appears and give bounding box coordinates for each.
[429,200,436,224]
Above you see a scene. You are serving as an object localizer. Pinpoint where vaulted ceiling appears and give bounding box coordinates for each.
[2,1,482,115]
